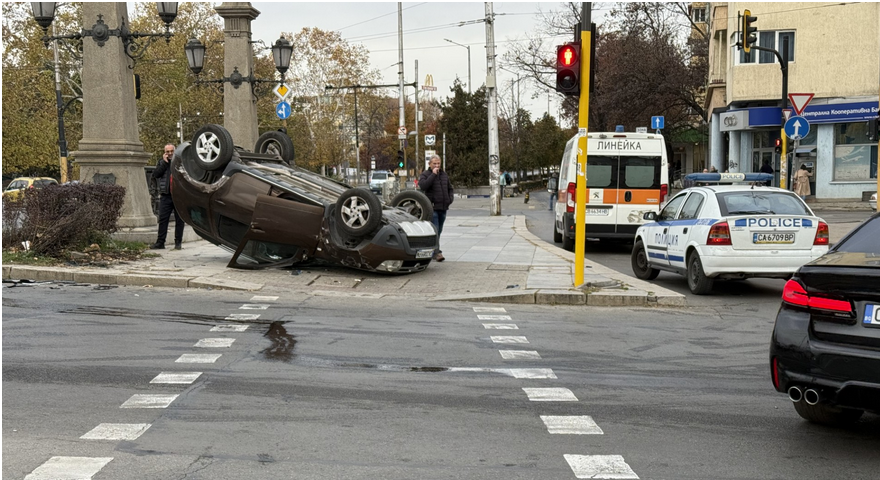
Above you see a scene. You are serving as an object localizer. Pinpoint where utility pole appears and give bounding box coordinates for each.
[353,86,360,184]
[414,59,420,175]
[444,38,471,94]
[485,2,501,215]
[442,132,446,171]
[574,3,593,287]
[398,2,406,184]
[52,24,68,183]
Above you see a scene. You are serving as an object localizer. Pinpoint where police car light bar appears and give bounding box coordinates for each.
[684,173,773,184]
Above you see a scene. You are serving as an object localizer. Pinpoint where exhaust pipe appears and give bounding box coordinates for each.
[788,386,803,402]
[804,389,820,405]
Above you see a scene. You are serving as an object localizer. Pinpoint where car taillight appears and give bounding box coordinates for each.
[782,279,853,313]
[813,221,829,245]
[771,357,780,390]
[706,221,731,245]
[566,182,576,213]
[660,184,668,204]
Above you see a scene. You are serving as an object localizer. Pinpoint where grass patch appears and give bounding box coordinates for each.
[2,250,60,266]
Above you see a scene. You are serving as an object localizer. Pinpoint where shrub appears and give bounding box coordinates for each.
[2,183,126,257]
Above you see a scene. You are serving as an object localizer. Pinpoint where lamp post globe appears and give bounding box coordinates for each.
[156,2,178,26]
[184,37,205,76]
[31,2,56,32]
[272,36,293,77]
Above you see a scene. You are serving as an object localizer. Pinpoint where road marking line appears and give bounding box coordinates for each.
[499,350,541,360]
[225,313,260,321]
[120,394,178,409]
[239,304,269,310]
[478,314,512,320]
[564,454,638,479]
[81,423,151,441]
[210,325,249,332]
[150,372,202,384]
[176,354,221,363]
[473,307,506,312]
[541,416,603,434]
[522,387,578,401]
[505,368,556,379]
[250,295,278,302]
[483,323,518,329]
[491,336,528,344]
[194,338,235,348]
[25,456,113,480]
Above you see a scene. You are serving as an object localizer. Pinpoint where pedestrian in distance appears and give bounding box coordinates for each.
[548,173,559,211]
[793,164,812,200]
[150,144,184,250]
[419,155,453,262]
[499,170,508,198]
[760,159,774,186]
[710,166,718,173]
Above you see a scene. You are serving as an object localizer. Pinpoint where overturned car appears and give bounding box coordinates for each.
[170,124,437,273]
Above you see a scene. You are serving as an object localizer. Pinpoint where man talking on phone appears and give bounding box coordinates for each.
[150,144,184,250]
[418,154,453,262]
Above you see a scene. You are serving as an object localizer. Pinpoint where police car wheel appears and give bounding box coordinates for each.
[631,240,659,280]
[687,252,714,295]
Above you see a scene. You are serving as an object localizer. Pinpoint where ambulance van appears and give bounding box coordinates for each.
[553,132,669,251]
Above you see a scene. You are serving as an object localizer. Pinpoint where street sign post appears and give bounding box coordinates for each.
[651,116,664,130]
[788,93,814,116]
[784,115,810,141]
[273,83,291,101]
[276,101,291,120]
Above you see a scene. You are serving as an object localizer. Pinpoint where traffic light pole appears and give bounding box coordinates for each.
[574,3,592,287]
[748,42,788,188]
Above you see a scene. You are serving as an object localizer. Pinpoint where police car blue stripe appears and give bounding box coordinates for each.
[669,255,685,263]
[648,252,667,260]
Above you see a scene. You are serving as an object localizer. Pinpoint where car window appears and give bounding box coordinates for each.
[835,216,880,254]
[677,192,705,220]
[34,179,56,188]
[716,191,810,216]
[586,156,615,188]
[621,156,661,189]
[8,181,26,190]
[372,173,387,180]
[658,194,686,221]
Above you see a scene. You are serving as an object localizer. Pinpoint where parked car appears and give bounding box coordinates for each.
[770,211,880,426]
[2,177,58,200]
[170,124,438,273]
[631,173,829,294]
[369,170,395,194]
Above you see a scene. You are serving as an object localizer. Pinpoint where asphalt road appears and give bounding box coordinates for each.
[4,283,879,480]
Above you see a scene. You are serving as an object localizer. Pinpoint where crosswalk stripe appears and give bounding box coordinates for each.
[210,324,249,332]
[473,307,507,312]
[483,323,518,329]
[81,423,151,441]
[478,314,512,320]
[120,394,178,409]
[491,336,528,344]
[239,304,269,310]
[499,350,541,360]
[150,372,202,384]
[176,354,221,363]
[249,295,278,302]
[194,338,235,348]
[564,454,638,479]
[225,313,260,321]
[541,416,603,434]
[25,456,113,480]
[522,387,578,401]
[505,368,556,379]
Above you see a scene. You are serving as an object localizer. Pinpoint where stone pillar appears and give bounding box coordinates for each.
[710,113,724,172]
[72,2,156,234]
[215,3,260,150]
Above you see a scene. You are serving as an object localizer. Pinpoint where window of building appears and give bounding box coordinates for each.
[693,7,706,23]
[734,31,795,65]
[833,122,879,181]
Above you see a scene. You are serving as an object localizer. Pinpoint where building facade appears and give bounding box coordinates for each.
[705,2,879,201]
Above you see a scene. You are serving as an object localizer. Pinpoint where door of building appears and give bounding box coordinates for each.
[752,149,777,186]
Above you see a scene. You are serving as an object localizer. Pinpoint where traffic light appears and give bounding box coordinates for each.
[774,138,782,154]
[868,117,879,142]
[555,42,581,96]
[741,10,757,54]
[397,150,404,169]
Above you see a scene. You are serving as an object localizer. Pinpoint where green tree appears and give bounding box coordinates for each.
[524,114,569,176]
[438,82,488,187]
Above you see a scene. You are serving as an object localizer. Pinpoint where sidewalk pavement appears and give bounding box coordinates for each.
[1,197,686,307]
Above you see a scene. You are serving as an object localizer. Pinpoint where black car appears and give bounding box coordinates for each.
[770,212,880,425]
[171,124,438,273]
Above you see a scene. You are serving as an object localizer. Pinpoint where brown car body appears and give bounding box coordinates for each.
[170,138,437,274]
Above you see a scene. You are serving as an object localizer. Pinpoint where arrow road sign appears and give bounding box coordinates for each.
[788,93,814,116]
[276,101,291,120]
[784,115,810,141]
[651,116,665,130]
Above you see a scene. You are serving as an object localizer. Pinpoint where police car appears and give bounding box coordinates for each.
[631,173,829,294]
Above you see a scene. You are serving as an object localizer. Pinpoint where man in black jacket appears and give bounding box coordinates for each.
[418,155,453,262]
[150,144,184,250]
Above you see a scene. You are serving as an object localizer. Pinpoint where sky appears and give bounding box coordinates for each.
[249,1,580,121]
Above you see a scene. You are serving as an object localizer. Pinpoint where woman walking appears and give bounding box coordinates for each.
[793,165,812,200]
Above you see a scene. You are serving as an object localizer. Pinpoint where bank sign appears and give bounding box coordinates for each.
[747,101,879,127]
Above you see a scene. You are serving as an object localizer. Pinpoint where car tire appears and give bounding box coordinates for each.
[335,187,383,237]
[793,401,863,426]
[181,144,220,184]
[687,251,714,295]
[553,222,562,243]
[390,191,433,221]
[631,240,659,280]
[192,124,234,171]
[254,130,295,165]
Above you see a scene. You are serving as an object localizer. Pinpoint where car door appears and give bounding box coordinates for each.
[644,192,687,267]
[667,191,706,268]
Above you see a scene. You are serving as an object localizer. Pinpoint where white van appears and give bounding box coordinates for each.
[553,132,669,251]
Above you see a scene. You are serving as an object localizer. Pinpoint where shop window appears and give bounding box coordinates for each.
[833,123,879,181]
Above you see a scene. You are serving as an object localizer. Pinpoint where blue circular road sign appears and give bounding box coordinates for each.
[276,101,291,120]
[784,115,810,140]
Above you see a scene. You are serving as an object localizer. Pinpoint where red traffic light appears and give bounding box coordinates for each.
[558,45,578,67]
[775,138,781,147]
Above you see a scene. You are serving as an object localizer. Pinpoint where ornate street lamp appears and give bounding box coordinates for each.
[31,2,177,61]
[185,36,293,90]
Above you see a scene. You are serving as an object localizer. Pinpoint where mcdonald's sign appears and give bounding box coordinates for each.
[422,74,437,91]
